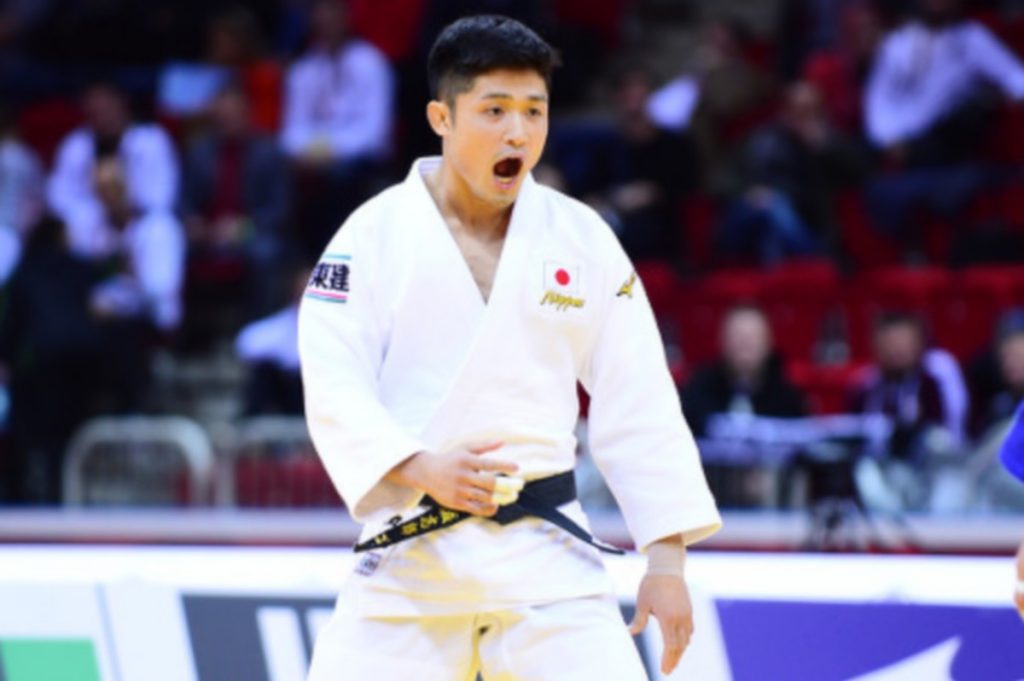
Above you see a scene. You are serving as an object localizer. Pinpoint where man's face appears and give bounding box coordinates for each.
[722,310,771,378]
[311,0,347,46]
[83,86,128,139]
[437,69,548,209]
[875,323,923,374]
[212,90,250,138]
[999,333,1024,392]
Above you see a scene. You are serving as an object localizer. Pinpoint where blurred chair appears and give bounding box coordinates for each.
[939,265,1024,361]
[63,416,214,506]
[787,361,868,415]
[217,416,341,508]
[842,266,954,361]
[677,268,765,365]
[762,258,842,363]
[835,189,902,270]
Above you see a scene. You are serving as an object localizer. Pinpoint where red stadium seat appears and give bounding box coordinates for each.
[940,265,1024,360]
[679,195,719,271]
[835,189,902,271]
[634,259,682,320]
[762,259,842,362]
[786,361,868,415]
[676,269,766,365]
[16,97,83,166]
[842,266,954,361]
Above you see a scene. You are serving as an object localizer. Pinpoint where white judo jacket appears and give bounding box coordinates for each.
[299,157,720,615]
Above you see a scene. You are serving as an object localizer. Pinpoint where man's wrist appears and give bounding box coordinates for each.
[385,451,429,493]
[646,535,686,578]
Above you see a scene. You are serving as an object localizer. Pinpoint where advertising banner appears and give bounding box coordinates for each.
[0,547,1020,680]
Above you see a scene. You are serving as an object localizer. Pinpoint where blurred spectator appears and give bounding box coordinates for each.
[689,18,774,192]
[865,0,1024,162]
[235,262,308,416]
[971,312,1024,437]
[0,0,56,99]
[0,103,44,284]
[546,64,699,262]
[716,81,866,265]
[681,305,808,507]
[863,0,1024,258]
[800,1,884,134]
[89,157,185,333]
[0,216,105,503]
[777,0,864,80]
[853,313,952,457]
[851,312,961,510]
[281,0,394,252]
[180,83,291,316]
[47,80,179,260]
[682,305,808,437]
[157,6,283,133]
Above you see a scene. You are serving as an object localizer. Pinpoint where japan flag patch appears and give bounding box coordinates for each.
[543,261,580,295]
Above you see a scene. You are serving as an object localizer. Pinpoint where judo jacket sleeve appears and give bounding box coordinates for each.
[579,243,721,551]
[298,220,428,521]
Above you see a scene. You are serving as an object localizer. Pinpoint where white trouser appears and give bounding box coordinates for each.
[306,595,648,681]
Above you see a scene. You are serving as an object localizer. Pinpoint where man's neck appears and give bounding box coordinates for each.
[424,161,512,242]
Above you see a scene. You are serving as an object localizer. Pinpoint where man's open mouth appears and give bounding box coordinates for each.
[493,157,523,180]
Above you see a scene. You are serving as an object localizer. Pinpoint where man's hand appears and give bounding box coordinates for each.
[628,573,694,675]
[386,443,517,517]
[1015,538,1024,618]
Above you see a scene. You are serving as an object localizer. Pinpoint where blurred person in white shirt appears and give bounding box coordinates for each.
[865,0,1024,162]
[280,0,395,253]
[47,81,179,260]
[0,103,44,284]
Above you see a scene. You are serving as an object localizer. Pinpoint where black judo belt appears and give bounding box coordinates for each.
[354,471,624,555]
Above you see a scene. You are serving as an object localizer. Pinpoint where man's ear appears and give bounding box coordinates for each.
[426,99,452,137]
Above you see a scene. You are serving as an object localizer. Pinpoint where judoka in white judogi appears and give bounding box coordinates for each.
[300,157,720,678]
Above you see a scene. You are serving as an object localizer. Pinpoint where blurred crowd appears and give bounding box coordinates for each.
[0,0,1023,514]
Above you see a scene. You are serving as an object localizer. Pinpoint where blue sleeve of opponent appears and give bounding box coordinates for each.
[999,400,1024,483]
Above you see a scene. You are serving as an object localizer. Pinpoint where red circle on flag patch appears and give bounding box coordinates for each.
[555,269,570,286]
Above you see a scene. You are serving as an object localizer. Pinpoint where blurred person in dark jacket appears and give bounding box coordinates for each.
[681,305,809,507]
[180,83,291,316]
[853,312,949,459]
[969,309,1024,439]
[0,215,104,503]
[852,312,958,511]
[682,304,808,436]
[716,81,866,265]
[544,63,698,263]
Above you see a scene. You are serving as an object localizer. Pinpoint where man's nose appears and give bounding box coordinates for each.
[504,114,527,146]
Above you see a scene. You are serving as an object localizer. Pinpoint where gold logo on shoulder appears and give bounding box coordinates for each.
[616,272,636,299]
[540,290,585,311]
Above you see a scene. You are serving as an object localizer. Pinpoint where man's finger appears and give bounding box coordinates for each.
[468,441,504,455]
[475,458,519,475]
[628,604,650,635]
[463,499,498,517]
[658,616,687,675]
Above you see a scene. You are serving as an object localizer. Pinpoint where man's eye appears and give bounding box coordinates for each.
[486,107,503,116]
[529,108,545,117]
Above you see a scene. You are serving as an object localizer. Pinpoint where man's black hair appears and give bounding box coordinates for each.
[427,15,559,104]
[874,310,926,334]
